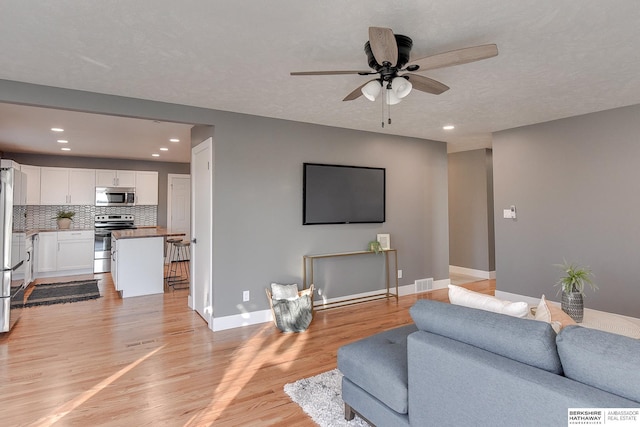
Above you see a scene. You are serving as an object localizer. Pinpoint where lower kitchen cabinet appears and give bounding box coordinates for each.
[111,236,163,298]
[36,232,58,273]
[36,230,94,276]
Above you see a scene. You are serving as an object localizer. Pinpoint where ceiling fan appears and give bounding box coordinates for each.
[291,27,498,108]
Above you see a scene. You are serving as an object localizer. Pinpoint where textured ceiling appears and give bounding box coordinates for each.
[1,0,639,161]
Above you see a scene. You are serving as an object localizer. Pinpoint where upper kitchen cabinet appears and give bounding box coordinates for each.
[135,171,159,205]
[20,164,41,205]
[40,167,96,205]
[96,170,136,187]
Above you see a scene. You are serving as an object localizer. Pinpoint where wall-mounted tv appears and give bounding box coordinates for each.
[303,163,386,225]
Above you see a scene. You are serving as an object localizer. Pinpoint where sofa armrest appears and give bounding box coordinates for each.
[407,331,637,427]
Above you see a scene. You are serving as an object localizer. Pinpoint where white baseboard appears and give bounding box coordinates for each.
[211,278,451,331]
[433,278,450,290]
[449,265,496,279]
[35,268,94,280]
[212,309,273,332]
[398,283,416,296]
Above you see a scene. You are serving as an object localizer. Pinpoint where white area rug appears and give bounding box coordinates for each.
[284,369,369,426]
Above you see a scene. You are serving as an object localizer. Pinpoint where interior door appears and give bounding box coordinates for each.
[167,174,191,241]
[191,138,213,325]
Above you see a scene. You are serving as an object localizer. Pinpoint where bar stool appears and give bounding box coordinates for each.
[168,240,191,289]
[164,237,181,286]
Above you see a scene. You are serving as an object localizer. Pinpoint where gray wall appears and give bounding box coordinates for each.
[1,152,189,227]
[0,79,450,320]
[493,104,640,318]
[208,114,449,316]
[448,149,495,272]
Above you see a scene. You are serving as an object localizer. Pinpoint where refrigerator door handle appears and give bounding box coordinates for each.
[1,261,23,272]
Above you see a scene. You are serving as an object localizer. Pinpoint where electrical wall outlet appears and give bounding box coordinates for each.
[243,290,250,302]
[397,269,403,279]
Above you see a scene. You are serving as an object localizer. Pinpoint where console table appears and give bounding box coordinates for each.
[303,249,399,310]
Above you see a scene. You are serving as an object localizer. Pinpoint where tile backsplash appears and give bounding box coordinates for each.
[24,205,157,230]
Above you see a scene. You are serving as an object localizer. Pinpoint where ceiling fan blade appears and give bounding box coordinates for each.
[405,74,449,95]
[291,70,373,76]
[369,27,398,66]
[409,44,498,72]
[342,80,376,101]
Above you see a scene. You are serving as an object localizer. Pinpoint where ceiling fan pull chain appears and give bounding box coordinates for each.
[381,91,385,128]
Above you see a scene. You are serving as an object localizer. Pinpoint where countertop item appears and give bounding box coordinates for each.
[112,227,185,240]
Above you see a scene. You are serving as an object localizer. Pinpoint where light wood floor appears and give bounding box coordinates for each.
[1,274,494,426]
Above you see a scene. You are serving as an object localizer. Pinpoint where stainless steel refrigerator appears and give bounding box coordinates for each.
[1,160,27,333]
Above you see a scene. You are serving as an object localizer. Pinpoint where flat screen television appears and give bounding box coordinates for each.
[303,163,386,225]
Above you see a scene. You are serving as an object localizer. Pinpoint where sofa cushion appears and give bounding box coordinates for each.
[448,284,529,318]
[557,325,640,402]
[410,299,563,374]
[337,324,418,414]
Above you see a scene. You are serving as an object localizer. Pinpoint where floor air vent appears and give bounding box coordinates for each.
[415,278,433,293]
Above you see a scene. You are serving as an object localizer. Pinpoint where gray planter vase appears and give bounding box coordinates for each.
[561,291,584,323]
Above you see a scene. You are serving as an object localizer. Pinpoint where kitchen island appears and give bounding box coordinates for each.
[111,227,185,298]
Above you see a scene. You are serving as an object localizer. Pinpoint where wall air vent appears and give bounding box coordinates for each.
[415,278,433,293]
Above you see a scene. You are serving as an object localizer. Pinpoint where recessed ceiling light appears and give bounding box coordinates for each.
[152,153,160,157]
[160,147,169,151]
[51,127,64,132]
[61,147,71,151]
[57,139,68,144]
[443,125,455,130]
[169,138,180,143]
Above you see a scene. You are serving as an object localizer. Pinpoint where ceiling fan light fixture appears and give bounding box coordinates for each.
[385,88,401,105]
[391,77,412,99]
[361,80,382,101]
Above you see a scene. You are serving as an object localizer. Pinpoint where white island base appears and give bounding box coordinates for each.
[112,235,164,298]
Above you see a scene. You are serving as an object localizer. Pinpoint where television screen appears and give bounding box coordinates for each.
[303,163,385,225]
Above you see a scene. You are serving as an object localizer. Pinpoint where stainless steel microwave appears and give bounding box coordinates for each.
[95,187,136,206]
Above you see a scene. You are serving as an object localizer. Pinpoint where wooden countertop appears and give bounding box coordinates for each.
[112,227,186,240]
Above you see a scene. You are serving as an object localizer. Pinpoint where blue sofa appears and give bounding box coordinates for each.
[337,299,640,426]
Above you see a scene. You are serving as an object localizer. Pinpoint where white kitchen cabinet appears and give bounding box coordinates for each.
[20,165,41,205]
[40,167,96,205]
[57,230,94,271]
[135,171,159,205]
[111,236,163,298]
[36,231,58,273]
[111,236,118,290]
[35,230,94,275]
[68,169,97,204]
[96,170,136,187]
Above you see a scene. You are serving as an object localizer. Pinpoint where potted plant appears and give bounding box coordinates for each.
[368,240,383,254]
[554,260,597,323]
[54,210,75,229]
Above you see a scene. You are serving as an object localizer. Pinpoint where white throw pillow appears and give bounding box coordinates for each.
[270,283,299,300]
[448,284,529,318]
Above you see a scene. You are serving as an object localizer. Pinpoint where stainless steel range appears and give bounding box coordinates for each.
[94,214,135,273]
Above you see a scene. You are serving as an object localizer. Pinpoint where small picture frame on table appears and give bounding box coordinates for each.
[376,233,390,250]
